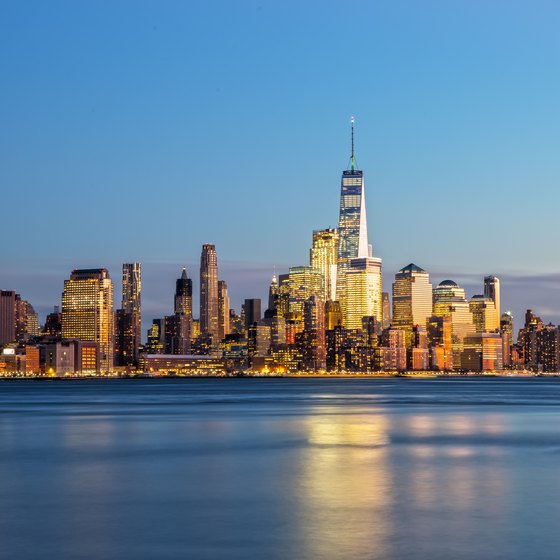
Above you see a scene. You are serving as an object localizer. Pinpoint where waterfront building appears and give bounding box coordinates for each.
[0,290,31,345]
[61,269,114,372]
[484,275,501,329]
[343,257,382,329]
[432,280,476,370]
[535,324,560,372]
[427,315,453,370]
[200,244,219,343]
[310,228,339,302]
[379,327,407,371]
[410,325,429,370]
[392,263,433,346]
[115,262,141,367]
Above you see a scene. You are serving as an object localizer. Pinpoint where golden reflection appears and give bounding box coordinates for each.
[297,412,393,559]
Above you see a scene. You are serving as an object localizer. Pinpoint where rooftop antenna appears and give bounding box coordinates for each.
[350,115,355,171]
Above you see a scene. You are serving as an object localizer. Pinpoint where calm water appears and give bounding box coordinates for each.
[2,377,560,560]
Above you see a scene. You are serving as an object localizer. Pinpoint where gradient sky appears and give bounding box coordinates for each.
[2,0,560,333]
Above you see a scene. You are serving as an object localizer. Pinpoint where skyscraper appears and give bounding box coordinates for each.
[163,268,193,355]
[288,266,324,316]
[432,280,475,369]
[310,228,339,302]
[0,290,18,345]
[218,280,230,340]
[336,117,371,305]
[175,268,192,317]
[484,276,501,330]
[61,268,114,372]
[200,244,219,343]
[392,263,433,345]
[343,256,383,329]
[121,262,141,366]
[244,298,262,329]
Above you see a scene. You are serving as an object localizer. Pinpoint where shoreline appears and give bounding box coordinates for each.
[0,371,551,380]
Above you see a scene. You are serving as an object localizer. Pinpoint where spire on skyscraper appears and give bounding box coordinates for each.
[350,115,356,172]
[181,267,188,280]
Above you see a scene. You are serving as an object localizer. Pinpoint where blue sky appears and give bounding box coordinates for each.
[1,0,560,333]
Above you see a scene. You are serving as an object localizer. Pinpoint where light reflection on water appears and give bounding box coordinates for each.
[1,378,560,559]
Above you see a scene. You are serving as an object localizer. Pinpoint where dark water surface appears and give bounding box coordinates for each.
[2,377,560,560]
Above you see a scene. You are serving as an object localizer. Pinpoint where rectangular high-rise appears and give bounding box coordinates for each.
[120,262,141,366]
[62,268,114,372]
[310,228,339,302]
[200,244,219,343]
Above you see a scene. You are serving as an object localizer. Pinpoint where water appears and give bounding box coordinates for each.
[1,377,560,559]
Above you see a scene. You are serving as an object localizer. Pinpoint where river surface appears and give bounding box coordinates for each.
[1,377,560,559]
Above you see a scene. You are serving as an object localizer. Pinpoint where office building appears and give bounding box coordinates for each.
[392,263,433,346]
[61,269,114,371]
[200,244,219,342]
[310,228,338,301]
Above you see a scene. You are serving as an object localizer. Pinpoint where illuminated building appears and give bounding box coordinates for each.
[0,290,32,345]
[140,354,227,375]
[325,300,342,330]
[218,280,230,340]
[336,118,371,308]
[381,292,391,330]
[115,262,142,367]
[379,327,407,371]
[303,295,326,370]
[517,310,543,369]
[200,244,219,343]
[164,313,191,355]
[343,257,382,329]
[484,275,501,329]
[432,280,475,369]
[41,339,99,376]
[288,266,323,316]
[461,333,504,371]
[410,325,429,370]
[146,319,165,354]
[310,228,339,301]
[391,263,433,346]
[175,268,192,316]
[248,323,271,366]
[500,311,514,367]
[535,324,560,372]
[61,269,114,372]
[276,274,291,318]
[469,295,498,333]
[427,315,453,370]
[43,306,62,336]
[285,312,303,346]
[267,275,279,312]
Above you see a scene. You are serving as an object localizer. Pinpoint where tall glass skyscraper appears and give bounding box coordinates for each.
[336,118,371,304]
[121,262,142,366]
[200,244,219,343]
